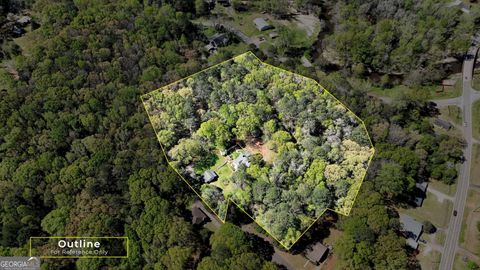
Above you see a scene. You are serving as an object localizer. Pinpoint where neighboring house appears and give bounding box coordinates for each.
[209,33,229,47]
[232,152,251,171]
[433,118,452,130]
[16,16,31,26]
[254,18,274,31]
[305,242,329,265]
[400,215,423,249]
[192,206,208,225]
[269,32,279,39]
[203,170,218,183]
[217,0,230,6]
[205,33,230,53]
[414,182,428,207]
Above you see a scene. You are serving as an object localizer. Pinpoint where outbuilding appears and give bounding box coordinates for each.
[305,242,329,265]
[203,170,218,183]
[254,18,274,31]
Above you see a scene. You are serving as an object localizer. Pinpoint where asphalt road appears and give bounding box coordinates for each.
[438,45,480,270]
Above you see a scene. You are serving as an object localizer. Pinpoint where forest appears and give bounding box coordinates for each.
[0,0,470,269]
[142,52,373,248]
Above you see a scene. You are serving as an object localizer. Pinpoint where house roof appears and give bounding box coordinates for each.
[203,170,218,183]
[400,214,423,242]
[254,18,273,31]
[192,207,207,224]
[305,242,329,263]
[441,79,456,86]
[232,152,251,170]
[209,33,229,47]
[415,182,428,193]
[433,118,452,130]
[414,196,424,207]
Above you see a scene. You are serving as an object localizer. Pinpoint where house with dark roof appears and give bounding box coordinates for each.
[305,242,329,265]
[192,206,208,225]
[254,18,274,31]
[203,170,218,183]
[400,215,423,249]
[232,152,251,171]
[433,118,452,130]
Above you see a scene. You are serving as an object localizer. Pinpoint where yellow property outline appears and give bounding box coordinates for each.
[141,51,375,250]
[29,236,129,259]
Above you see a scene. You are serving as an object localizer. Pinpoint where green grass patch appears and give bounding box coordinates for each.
[417,246,441,270]
[400,193,453,228]
[439,105,463,126]
[194,153,219,174]
[13,27,42,56]
[472,144,480,186]
[370,75,462,100]
[473,100,480,140]
[435,229,446,246]
[473,69,480,90]
[429,179,457,197]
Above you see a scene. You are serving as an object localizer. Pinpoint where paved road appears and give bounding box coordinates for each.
[439,45,480,270]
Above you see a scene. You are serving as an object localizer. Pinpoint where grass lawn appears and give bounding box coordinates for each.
[473,69,480,90]
[439,105,463,126]
[454,253,468,270]
[429,179,457,197]
[417,246,441,270]
[13,27,42,56]
[472,144,480,186]
[400,192,453,228]
[370,74,462,100]
[459,190,480,254]
[473,100,480,140]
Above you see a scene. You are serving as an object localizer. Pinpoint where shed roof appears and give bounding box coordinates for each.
[254,18,273,31]
[203,170,218,183]
[433,118,452,130]
[415,182,428,193]
[192,207,207,224]
[305,242,328,264]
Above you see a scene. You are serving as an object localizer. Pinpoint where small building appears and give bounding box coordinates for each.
[209,33,229,47]
[232,152,251,171]
[413,196,424,207]
[305,242,329,265]
[217,0,230,6]
[441,79,456,86]
[203,170,218,183]
[415,182,428,193]
[192,206,208,225]
[269,31,278,39]
[254,18,274,31]
[433,118,452,130]
[400,215,423,249]
[16,16,31,26]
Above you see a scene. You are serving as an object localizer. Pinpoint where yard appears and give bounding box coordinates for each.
[370,74,462,100]
[473,69,480,90]
[439,105,463,126]
[471,144,480,186]
[417,245,441,270]
[399,191,453,228]
[459,189,480,255]
[429,179,457,197]
[473,100,480,140]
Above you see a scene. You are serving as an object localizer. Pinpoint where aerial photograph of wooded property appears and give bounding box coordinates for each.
[142,52,374,248]
[2,0,480,269]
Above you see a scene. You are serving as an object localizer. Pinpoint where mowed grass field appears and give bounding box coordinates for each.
[473,100,480,140]
[370,74,462,100]
[400,191,453,228]
[439,105,463,126]
[459,190,480,255]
